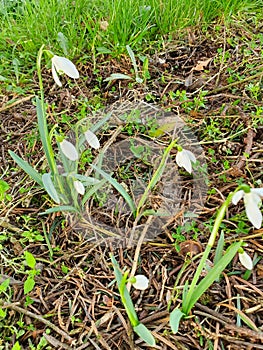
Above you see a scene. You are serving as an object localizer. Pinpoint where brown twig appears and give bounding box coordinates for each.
[1,301,74,343]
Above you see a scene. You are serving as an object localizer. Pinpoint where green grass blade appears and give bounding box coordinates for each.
[90,164,136,216]
[8,151,43,187]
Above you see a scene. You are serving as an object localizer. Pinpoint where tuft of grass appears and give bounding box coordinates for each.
[0,0,262,85]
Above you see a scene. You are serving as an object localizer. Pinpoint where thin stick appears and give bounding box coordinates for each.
[127,216,153,292]
[207,71,263,95]
[1,301,74,343]
[0,95,34,112]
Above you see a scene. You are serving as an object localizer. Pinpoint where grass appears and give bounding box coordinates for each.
[1,0,263,348]
[0,0,262,85]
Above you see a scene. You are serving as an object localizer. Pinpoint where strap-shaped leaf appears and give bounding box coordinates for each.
[133,323,155,346]
[40,205,79,215]
[104,73,132,82]
[170,308,185,334]
[42,173,60,204]
[184,241,242,314]
[110,255,139,327]
[90,165,136,216]
[8,151,43,186]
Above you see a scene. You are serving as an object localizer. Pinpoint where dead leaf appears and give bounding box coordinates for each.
[193,57,213,71]
[184,71,193,87]
[179,240,202,257]
[100,20,109,31]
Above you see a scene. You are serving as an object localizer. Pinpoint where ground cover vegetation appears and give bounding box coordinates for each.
[0,0,263,349]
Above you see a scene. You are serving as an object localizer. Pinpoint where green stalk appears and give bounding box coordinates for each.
[36,46,65,196]
[136,139,177,217]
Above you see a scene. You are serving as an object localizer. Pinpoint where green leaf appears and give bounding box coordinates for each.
[137,139,177,216]
[0,180,9,200]
[90,165,136,216]
[11,341,21,350]
[0,308,6,319]
[36,96,57,174]
[214,231,225,265]
[73,174,101,185]
[42,173,60,204]
[126,45,142,83]
[0,278,10,292]
[57,31,68,56]
[24,251,36,269]
[24,276,35,294]
[133,323,155,346]
[39,205,79,215]
[8,151,43,186]
[170,308,185,334]
[110,254,139,327]
[81,178,107,205]
[104,73,132,82]
[184,241,242,314]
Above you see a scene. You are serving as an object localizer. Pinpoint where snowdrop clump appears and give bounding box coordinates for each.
[59,130,100,198]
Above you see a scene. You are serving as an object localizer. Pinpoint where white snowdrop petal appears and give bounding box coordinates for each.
[244,193,262,229]
[74,180,85,195]
[52,62,62,87]
[175,151,184,168]
[251,188,263,198]
[60,140,79,161]
[176,150,192,173]
[133,275,149,290]
[52,55,79,79]
[185,150,196,163]
[84,130,100,149]
[239,251,253,270]
[232,190,244,205]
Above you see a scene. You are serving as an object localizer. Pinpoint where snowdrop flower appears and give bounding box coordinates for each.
[132,275,149,291]
[60,139,79,161]
[238,249,253,270]
[232,188,263,229]
[51,55,79,87]
[74,180,85,195]
[84,130,100,150]
[176,148,196,174]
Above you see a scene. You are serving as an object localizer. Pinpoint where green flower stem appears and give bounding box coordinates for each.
[182,188,239,314]
[119,271,139,327]
[36,45,65,194]
[136,139,178,217]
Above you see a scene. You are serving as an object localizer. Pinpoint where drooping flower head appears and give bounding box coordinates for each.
[60,139,79,161]
[131,275,149,290]
[232,187,263,229]
[238,247,253,270]
[73,180,85,195]
[51,55,79,87]
[176,147,196,174]
[84,130,100,150]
